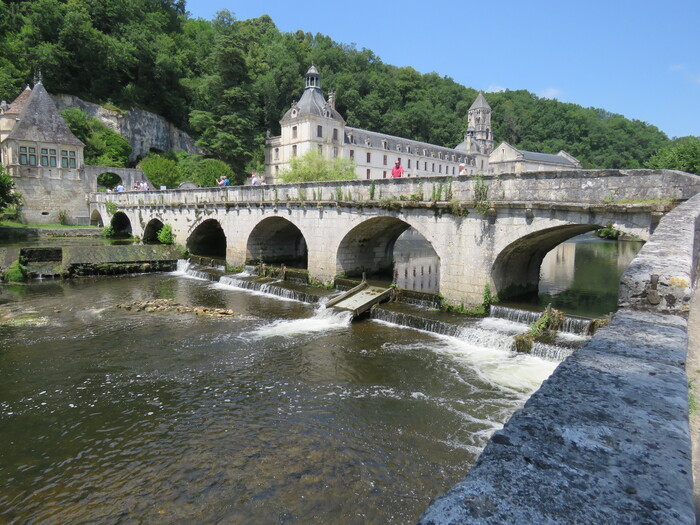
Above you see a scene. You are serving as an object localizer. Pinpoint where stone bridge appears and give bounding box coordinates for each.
[89,169,700,307]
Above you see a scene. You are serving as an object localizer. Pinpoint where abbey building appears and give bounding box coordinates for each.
[265,66,580,182]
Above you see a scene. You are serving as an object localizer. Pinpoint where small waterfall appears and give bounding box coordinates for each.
[531,342,574,362]
[218,274,322,304]
[489,305,541,326]
[371,309,516,353]
[175,259,221,281]
[371,309,463,337]
[489,305,592,336]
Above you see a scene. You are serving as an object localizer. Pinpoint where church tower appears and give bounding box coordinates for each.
[464,93,494,156]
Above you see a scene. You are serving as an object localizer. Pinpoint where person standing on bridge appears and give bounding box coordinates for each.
[391,160,404,178]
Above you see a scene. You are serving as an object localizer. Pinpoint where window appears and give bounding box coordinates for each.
[274,148,279,160]
[432,163,435,172]
[19,146,27,165]
[332,128,338,141]
[333,147,338,158]
[292,145,297,157]
[69,150,76,168]
[49,149,57,167]
[61,150,69,168]
[27,146,36,166]
[349,149,355,159]
[382,140,388,150]
[407,159,411,169]
[366,152,371,163]
[292,126,298,139]
[366,169,370,180]
[41,147,48,166]
[383,171,387,179]
[383,155,387,166]
[317,125,323,138]
[439,165,442,174]
[318,144,323,154]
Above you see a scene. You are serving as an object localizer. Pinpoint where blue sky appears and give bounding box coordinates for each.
[186,0,699,139]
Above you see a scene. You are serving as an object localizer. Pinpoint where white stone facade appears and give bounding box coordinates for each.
[265,67,580,182]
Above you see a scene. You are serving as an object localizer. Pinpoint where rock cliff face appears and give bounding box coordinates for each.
[52,94,203,163]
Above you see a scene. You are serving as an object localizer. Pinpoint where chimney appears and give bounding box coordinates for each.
[328,91,336,110]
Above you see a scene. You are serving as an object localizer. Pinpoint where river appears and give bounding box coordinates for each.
[0,233,639,523]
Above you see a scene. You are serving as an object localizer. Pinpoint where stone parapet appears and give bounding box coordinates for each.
[418,192,700,524]
[90,169,700,210]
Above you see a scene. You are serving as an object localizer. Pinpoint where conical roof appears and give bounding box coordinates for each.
[470,92,490,110]
[4,86,32,116]
[5,82,83,146]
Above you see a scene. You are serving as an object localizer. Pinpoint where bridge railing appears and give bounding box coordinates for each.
[89,169,700,208]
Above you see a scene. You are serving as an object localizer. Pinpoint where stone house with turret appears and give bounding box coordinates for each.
[265,66,580,182]
[0,81,148,224]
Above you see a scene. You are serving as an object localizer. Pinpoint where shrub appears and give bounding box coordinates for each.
[57,209,70,225]
[2,258,27,282]
[102,225,115,238]
[157,224,174,244]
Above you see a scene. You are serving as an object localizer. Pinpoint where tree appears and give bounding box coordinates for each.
[138,156,180,188]
[281,151,356,183]
[61,107,131,167]
[0,166,22,212]
[646,136,700,174]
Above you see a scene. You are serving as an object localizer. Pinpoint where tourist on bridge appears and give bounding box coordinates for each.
[391,160,404,178]
[251,172,261,186]
[459,163,468,176]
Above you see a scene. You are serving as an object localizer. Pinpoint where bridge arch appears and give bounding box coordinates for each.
[187,219,226,258]
[492,224,599,300]
[336,216,418,279]
[246,216,307,268]
[110,211,132,237]
[90,209,104,227]
[143,218,165,243]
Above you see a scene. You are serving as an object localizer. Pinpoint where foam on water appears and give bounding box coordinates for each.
[251,306,353,338]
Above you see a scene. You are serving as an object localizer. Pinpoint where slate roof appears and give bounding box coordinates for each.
[4,86,32,116]
[4,82,84,146]
[518,149,578,165]
[469,92,490,110]
[345,126,472,163]
[280,86,345,123]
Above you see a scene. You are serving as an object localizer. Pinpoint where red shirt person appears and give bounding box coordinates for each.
[391,160,404,178]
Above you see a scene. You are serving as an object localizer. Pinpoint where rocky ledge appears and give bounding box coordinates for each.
[116,299,236,317]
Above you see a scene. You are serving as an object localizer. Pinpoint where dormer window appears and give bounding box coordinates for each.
[382,140,388,150]
[291,109,297,118]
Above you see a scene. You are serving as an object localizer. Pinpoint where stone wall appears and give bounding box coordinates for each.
[417,192,700,524]
[52,94,203,162]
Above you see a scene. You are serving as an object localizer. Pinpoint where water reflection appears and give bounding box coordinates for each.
[537,233,642,317]
[393,229,440,293]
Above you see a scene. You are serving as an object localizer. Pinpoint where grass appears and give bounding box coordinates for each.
[0,220,98,229]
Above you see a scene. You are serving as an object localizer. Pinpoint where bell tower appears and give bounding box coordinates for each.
[464,93,494,155]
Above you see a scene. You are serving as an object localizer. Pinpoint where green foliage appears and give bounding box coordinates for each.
[448,199,468,217]
[56,209,69,225]
[61,108,131,167]
[0,3,673,172]
[369,181,376,200]
[482,284,497,311]
[2,258,27,283]
[281,151,356,183]
[97,172,122,189]
[472,175,489,215]
[528,306,564,337]
[101,225,115,238]
[156,224,174,244]
[646,136,700,174]
[595,222,620,240]
[104,201,118,215]
[0,166,22,212]
[431,183,443,202]
[138,155,180,189]
[177,154,234,187]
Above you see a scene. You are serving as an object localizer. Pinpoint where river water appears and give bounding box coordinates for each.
[0,233,638,523]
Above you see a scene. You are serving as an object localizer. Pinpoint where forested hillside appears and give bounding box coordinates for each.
[0,0,688,174]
